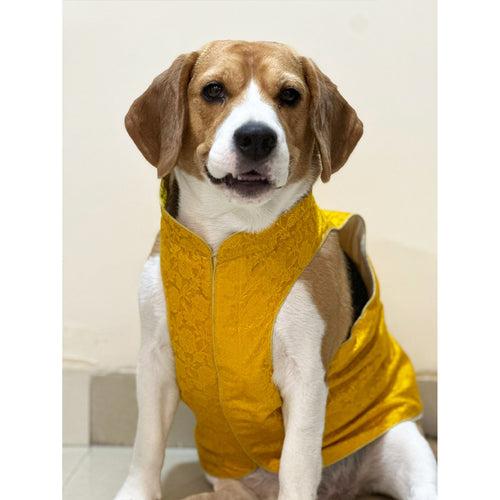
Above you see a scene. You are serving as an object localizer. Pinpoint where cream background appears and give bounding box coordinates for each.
[64,0,436,372]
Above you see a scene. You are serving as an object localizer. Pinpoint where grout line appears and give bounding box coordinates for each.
[63,447,91,489]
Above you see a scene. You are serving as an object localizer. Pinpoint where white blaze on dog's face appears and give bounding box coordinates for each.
[125,40,363,206]
[205,80,290,201]
[184,41,318,206]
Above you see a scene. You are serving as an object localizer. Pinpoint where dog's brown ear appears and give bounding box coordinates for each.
[302,57,363,183]
[125,52,199,178]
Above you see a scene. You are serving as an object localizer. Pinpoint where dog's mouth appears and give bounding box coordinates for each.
[205,167,273,198]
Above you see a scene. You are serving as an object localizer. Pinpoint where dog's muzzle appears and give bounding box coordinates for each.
[205,121,280,198]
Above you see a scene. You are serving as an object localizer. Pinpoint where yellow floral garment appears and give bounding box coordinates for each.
[159,181,423,478]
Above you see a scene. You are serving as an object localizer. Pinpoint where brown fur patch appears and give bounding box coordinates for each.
[298,231,353,372]
[125,52,200,178]
[301,58,363,182]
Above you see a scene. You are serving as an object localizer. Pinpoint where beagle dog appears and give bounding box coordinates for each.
[115,41,437,500]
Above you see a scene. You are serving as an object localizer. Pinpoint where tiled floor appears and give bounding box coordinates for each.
[63,443,436,499]
[63,447,211,500]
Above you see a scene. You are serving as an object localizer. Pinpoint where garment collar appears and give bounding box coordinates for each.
[160,179,323,262]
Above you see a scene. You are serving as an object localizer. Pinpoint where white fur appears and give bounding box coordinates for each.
[116,78,437,499]
[175,168,311,251]
[207,80,290,188]
[272,281,328,499]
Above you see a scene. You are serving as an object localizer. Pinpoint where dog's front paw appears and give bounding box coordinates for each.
[114,474,161,500]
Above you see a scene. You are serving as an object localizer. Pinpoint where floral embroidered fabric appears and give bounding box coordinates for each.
[159,181,423,478]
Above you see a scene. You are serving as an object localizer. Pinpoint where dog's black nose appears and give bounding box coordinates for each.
[234,122,277,161]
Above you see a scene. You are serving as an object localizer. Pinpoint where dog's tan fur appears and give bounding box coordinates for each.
[299,233,353,371]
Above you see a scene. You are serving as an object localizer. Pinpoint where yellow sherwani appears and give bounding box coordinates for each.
[159,182,423,478]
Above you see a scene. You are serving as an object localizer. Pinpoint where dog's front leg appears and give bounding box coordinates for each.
[115,251,179,500]
[277,375,327,500]
[272,282,329,500]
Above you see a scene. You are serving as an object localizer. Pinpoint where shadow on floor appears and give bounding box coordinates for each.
[161,461,392,500]
[162,461,212,500]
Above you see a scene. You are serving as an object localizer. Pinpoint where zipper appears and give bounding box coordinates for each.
[211,253,217,327]
[208,251,258,468]
[210,252,218,388]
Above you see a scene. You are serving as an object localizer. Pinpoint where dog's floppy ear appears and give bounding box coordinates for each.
[125,52,199,178]
[302,57,363,183]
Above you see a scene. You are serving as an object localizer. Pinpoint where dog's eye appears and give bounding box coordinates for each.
[278,87,301,106]
[202,82,225,102]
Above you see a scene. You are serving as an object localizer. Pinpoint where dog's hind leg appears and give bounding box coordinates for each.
[353,421,437,500]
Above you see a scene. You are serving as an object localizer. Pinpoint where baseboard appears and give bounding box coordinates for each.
[63,369,437,446]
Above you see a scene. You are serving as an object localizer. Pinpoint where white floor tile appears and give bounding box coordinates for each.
[63,446,89,485]
[63,446,132,500]
[63,447,210,500]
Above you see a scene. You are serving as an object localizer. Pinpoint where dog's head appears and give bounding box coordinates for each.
[125,40,363,205]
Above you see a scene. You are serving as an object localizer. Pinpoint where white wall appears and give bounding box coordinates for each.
[64,0,436,372]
